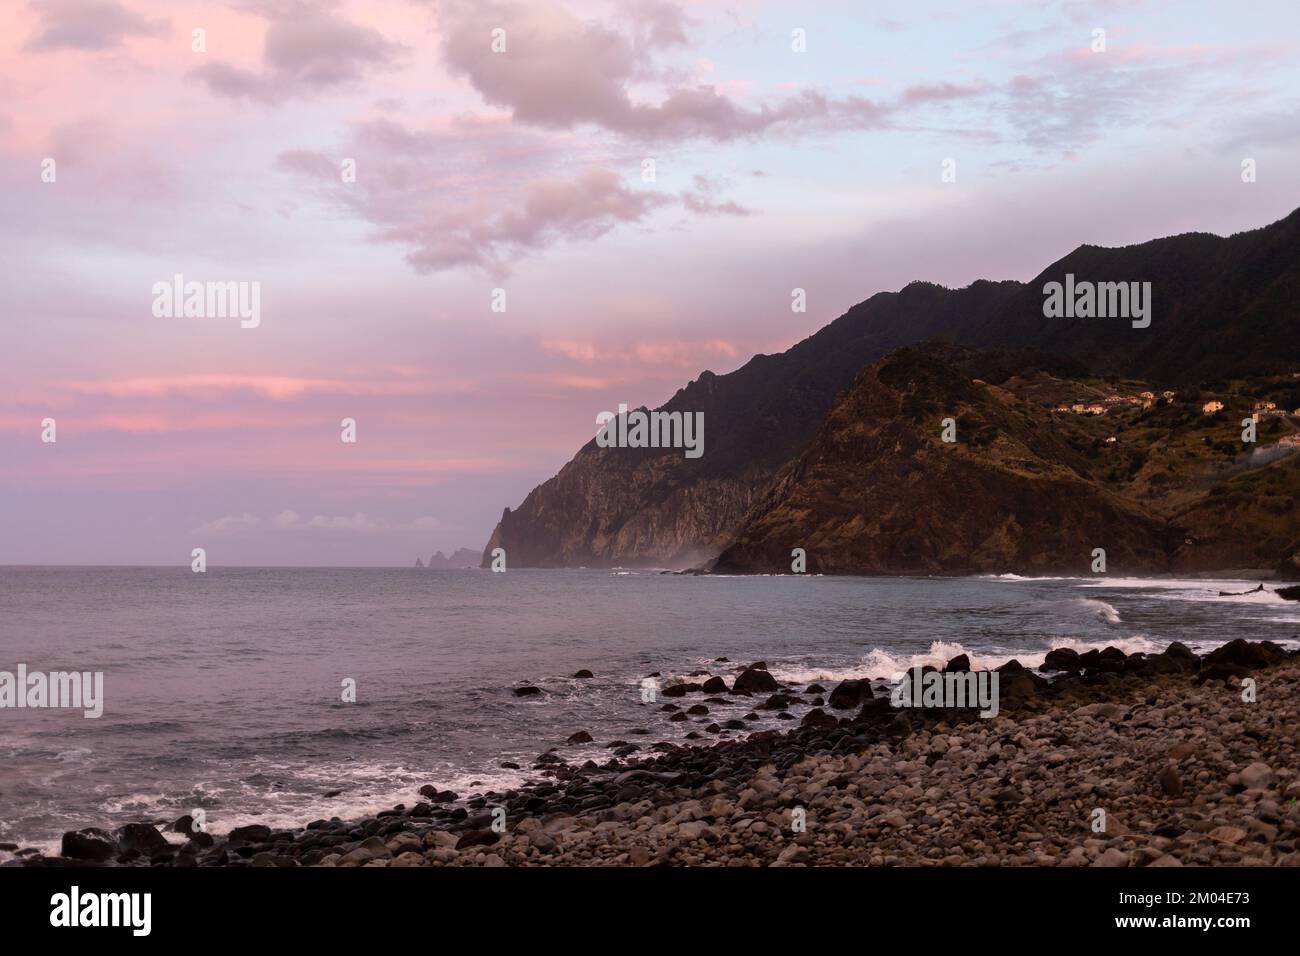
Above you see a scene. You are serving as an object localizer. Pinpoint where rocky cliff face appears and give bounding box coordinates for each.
[712,348,1176,575]
[483,207,1300,569]
[481,281,1020,569]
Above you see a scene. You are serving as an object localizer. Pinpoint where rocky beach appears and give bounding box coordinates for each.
[17,637,1300,869]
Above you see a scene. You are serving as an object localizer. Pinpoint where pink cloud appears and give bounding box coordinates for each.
[23,0,169,52]
[51,374,475,400]
[192,7,403,103]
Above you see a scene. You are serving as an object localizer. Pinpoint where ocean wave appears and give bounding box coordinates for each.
[1072,597,1122,624]
[981,574,1083,582]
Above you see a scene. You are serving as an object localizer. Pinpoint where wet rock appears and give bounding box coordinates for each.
[117,823,168,856]
[1041,647,1081,673]
[828,679,873,709]
[1204,639,1287,670]
[61,828,117,862]
[943,654,971,672]
[566,731,594,745]
[732,668,779,694]
[227,824,272,844]
[701,676,729,693]
[801,708,838,729]
[513,685,542,697]
[572,670,594,679]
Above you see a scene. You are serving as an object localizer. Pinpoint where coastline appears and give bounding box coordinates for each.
[14,637,1299,868]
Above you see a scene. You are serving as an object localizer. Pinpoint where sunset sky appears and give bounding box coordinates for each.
[1,0,1298,565]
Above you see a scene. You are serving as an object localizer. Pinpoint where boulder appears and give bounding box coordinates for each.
[513,685,542,697]
[1204,639,1287,670]
[700,676,729,693]
[732,668,779,694]
[566,731,593,745]
[943,653,971,672]
[116,823,169,856]
[61,828,117,862]
[1041,647,1081,673]
[800,708,838,729]
[455,829,501,850]
[572,669,594,679]
[827,679,873,709]
[227,824,272,844]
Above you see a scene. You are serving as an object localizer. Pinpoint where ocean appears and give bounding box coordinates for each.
[1,566,1297,856]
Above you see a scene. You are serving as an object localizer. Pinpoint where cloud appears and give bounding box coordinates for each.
[197,510,441,535]
[281,125,677,274]
[434,0,886,142]
[24,0,168,52]
[541,337,739,368]
[680,174,752,216]
[397,166,670,273]
[53,374,467,400]
[192,8,403,103]
[277,112,759,275]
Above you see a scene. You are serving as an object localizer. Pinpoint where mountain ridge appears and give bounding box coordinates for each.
[483,206,1300,570]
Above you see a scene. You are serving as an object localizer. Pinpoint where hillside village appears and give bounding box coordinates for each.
[1046,374,1300,449]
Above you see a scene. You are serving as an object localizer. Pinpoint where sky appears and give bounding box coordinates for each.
[1,0,1298,566]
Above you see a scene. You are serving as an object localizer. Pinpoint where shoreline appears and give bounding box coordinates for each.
[13,637,1300,868]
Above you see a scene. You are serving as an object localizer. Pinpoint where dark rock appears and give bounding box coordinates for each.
[759,693,791,710]
[513,685,542,697]
[805,683,826,694]
[999,670,1045,708]
[943,653,971,672]
[60,828,117,862]
[1203,638,1287,670]
[732,668,779,694]
[700,676,729,693]
[1157,764,1183,797]
[572,669,594,679]
[801,708,838,729]
[662,682,703,697]
[226,824,272,844]
[686,704,709,715]
[1041,647,1081,673]
[566,731,593,744]
[455,829,501,850]
[117,823,168,856]
[828,679,873,709]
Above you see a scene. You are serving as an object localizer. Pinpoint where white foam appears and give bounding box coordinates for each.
[1072,597,1122,624]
